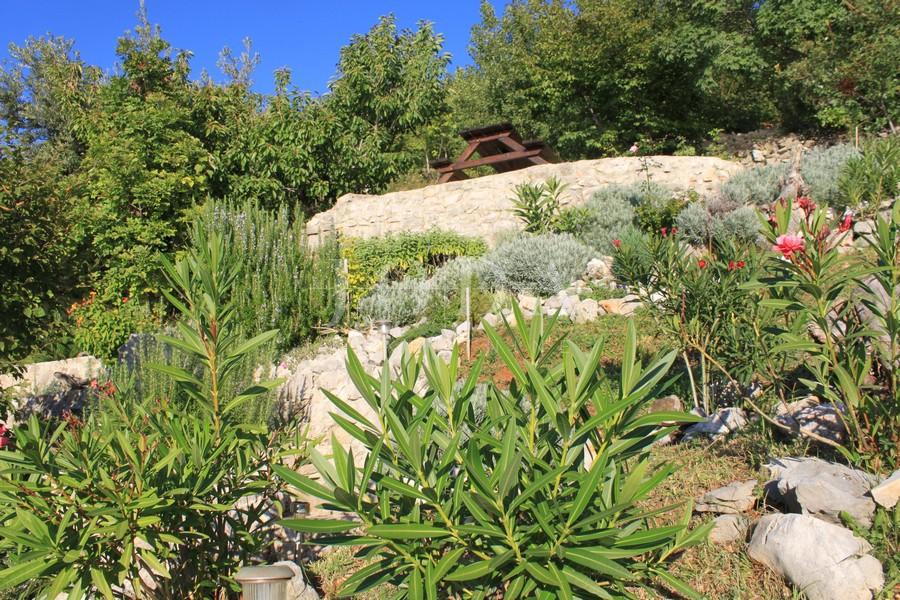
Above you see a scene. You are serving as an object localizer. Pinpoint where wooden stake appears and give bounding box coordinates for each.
[465,285,472,360]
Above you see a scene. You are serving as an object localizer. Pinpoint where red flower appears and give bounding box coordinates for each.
[728,260,736,271]
[839,214,852,233]
[698,259,708,269]
[737,260,746,269]
[122,297,129,303]
[773,233,805,258]
[797,196,816,215]
[671,227,678,235]
[612,239,622,248]
[660,227,668,237]
[0,424,9,449]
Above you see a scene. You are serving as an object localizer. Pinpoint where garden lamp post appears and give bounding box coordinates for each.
[235,565,294,600]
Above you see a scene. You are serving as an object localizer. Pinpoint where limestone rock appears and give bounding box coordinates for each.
[649,395,683,414]
[709,514,749,545]
[598,296,641,317]
[869,469,900,509]
[775,397,846,444]
[696,480,757,514]
[747,513,884,600]
[516,294,539,313]
[765,457,879,527]
[573,298,600,323]
[583,257,613,281]
[682,407,748,440]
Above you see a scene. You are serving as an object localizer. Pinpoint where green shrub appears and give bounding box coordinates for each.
[611,228,654,286]
[279,306,709,598]
[0,230,306,598]
[554,205,592,236]
[800,144,860,206]
[194,200,342,351]
[68,292,162,360]
[720,162,789,206]
[839,136,900,216]
[634,188,685,233]
[343,230,487,307]
[577,187,637,252]
[511,176,566,233]
[480,233,593,296]
[674,202,714,246]
[716,206,762,245]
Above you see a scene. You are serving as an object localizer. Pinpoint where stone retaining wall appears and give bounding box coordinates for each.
[306,156,742,245]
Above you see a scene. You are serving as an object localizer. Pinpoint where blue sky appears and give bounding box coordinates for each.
[1,0,500,95]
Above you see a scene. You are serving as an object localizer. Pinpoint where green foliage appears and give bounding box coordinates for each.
[576,186,638,252]
[635,191,686,234]
[719,162,789,207]
[611,229,654,287]
[756,0,900,131]
[511,176,566,234]
[838,136,900,216]
[481,233,594,297]
[554,205,592,237]
[0,230,306,597]
[279,306,709,598]
[342,230,486,307]
[800,144,860,207]
[69,293,162,360]
[193,199,341,351]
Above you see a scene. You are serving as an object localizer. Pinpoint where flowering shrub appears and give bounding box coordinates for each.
[280,306,709,598]
[760,198,899,470]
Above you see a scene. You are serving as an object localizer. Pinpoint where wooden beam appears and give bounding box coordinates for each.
[435,148,545,174]
[497,135,527,152]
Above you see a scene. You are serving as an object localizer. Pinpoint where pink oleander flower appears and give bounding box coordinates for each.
[0,424,9,449]
[797,196,816,215]
[660,227,668,237]
[839,213,853,233]
[612,239,622,249]
[698,259,707,269]
[628,143,639,154]
[773,233,805,258]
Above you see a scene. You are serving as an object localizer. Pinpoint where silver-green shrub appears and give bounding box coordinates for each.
[577,185,638,251]
[720,162,789,206]
[675,202,714,245]
[480,233,594,296]
[801,144,860,205]
[676,204,761,246]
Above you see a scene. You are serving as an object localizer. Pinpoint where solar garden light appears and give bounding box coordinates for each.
[235,565,294,600]
[375,319,392,364]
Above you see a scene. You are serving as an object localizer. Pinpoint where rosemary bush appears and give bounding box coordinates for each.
[800,144,859,207]
[280,305,709,598]
[194,199,342,351]
[577,187,638,252]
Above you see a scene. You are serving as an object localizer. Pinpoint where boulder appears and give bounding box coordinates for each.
[765,457,879,527]
[747,513,883,600]
[869,469,900,509]
[682,407,748,440]
[708,514,749,545]
[598,297,640,317]
[649,395,683,414]
[516,294,539,313]
[572,298,600,323]
[775,397,846,444]
[696,479,757,514]
[583,257,613,281]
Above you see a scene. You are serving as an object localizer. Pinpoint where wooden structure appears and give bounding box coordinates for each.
[430,123,557,184]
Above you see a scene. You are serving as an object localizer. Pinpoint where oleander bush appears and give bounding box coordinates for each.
[511,176,567,234]
[800,144,860,207]
[342,230,486,307]
[279,306,710,598]
[194,200,342,351]
[611,228,654,286]
[0,231,306,598]
[480,233,594,296]
[719,162,789,206]
[838,136,900,216]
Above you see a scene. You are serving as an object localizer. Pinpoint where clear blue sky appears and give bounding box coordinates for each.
[2,0,501,95]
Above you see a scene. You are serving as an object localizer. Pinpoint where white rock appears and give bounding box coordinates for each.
[696,480,757,514]
[765,457,879,527]
[573,298,600,323]
[709,514,749,545]
[516,294,539,312]
[747,513,883,600]
[274,560,322,600]
[870,469,900,509]
[682,407,748,440]
[775,397,846,444]
[583,257,613,281]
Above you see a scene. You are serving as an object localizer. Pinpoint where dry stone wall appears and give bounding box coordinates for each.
[306,156,742,245]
